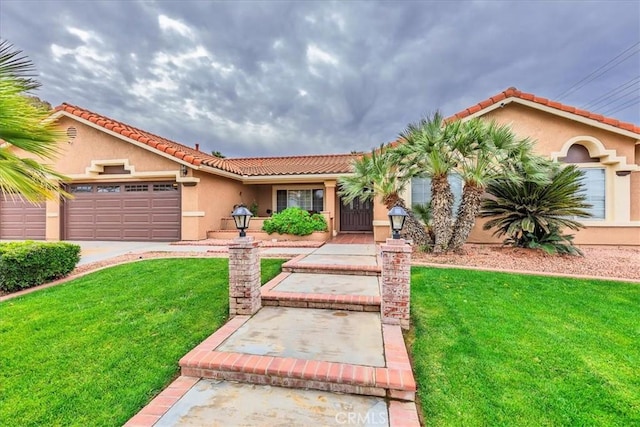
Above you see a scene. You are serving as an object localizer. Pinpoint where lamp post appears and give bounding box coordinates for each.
[231,205,253,237]
[388,205,407,239]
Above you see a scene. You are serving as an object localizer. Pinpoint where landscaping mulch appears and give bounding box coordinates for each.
[412,244,639,281]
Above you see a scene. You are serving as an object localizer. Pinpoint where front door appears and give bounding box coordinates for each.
[340,198,373,231]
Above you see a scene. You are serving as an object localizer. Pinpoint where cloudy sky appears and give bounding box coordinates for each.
[1,1,639,157]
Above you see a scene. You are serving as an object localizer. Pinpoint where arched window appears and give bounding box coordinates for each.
[561,143,605,220]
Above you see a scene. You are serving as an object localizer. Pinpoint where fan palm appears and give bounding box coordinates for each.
[0,40,67,202]
[480,163,592,255]
[338,146,430,246]
[447,119,544,252]
[396,112,458,253]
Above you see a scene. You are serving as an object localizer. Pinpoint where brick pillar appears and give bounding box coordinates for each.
[228,236,261,318]
[380,238,412,330]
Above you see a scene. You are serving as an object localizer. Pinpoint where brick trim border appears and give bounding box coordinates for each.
[178,314,416,401]
[123,375,198,427]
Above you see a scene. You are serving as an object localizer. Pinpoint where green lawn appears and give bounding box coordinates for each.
[0,258,285,427]
[410,267,640,426]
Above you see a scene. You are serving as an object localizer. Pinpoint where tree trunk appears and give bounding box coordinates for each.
[430,175,453,253]
[383,194,431,247]
[448,184,484,252]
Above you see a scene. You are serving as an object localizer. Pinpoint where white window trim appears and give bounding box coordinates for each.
[272,184,325,213]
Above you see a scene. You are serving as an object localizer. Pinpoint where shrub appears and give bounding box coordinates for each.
[262,207,328,236]
[480,164,591,256]
[0,241,81,292]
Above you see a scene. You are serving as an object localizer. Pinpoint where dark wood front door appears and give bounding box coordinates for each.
[340,198,373,231]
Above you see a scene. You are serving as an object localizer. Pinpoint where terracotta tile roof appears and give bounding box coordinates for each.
[54,103,356,177]
[449,87,640,135]
[226,153,356,176]
[55,103,244,174]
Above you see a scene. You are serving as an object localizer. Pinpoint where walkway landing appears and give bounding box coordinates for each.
[125,239,420,426]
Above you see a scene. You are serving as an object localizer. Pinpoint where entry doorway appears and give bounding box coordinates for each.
[340,198,373,231]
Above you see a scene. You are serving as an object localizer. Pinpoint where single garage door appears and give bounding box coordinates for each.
[0,197,46,240]
[64,182,181,241]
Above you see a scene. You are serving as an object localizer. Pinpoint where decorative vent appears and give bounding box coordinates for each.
[66,127,77,143]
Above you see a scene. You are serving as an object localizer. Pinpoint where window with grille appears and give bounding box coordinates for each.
[276,189,324,212]
[153,184,177,192]
[124,184,149,192]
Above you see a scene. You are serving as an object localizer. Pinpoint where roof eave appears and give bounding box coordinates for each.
[241,172,352,184]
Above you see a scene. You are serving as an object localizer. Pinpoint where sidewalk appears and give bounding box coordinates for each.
[125,242,420,427]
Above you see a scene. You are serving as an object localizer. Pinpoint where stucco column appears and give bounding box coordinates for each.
[324,180,336,236]
[380,238,412,330]
[228,236,261,318]
[45,198,60,240]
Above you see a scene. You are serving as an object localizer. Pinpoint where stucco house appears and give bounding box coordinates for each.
[1,87,638,245]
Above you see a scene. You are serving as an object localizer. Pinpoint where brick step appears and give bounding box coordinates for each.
[282,263,381,276]
[177,315,416,402]
[281,254,382,276]
[261,272,381,312]
[179,350,416,401]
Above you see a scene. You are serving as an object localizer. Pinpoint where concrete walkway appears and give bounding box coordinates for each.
[125,243,421,427]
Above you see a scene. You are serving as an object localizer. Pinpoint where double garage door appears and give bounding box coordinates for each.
[64,182,181,241]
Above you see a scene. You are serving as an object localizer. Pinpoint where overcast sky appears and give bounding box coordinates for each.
[1,1,639,157]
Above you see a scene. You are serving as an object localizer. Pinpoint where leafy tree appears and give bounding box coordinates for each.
[338,146,430,246]
[0,40,67,201]
[211,150,226,158]
[480,163,592,255]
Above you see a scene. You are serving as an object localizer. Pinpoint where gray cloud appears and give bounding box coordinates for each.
[1,0,638,157]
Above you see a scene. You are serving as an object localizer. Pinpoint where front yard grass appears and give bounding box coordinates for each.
[410,267,640,426]
[0,258,285,427]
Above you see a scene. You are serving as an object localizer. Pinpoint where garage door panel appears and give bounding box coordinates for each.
[123,214,151,223]
[65,182,180,242]
[0,198,46,240]
[95,200,123,209]
[123,199,151,209]
[153,198,180,208]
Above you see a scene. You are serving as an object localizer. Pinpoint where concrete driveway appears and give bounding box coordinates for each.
[67,241,213,266]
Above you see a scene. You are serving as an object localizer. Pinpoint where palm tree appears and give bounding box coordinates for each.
[0,40,67,202]
[480,163,591,255]
[447,119,544,252]
[338,146,430,246]
[396,113,458,253]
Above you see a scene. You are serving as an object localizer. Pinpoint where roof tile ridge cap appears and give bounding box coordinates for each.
[227,152,353,161]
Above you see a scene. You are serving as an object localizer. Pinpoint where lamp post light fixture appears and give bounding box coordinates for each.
[388,205,408,239]
[231,205,253,238]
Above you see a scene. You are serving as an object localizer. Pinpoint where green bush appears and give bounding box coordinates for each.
[262,207,328,236]
[0,241,81,292]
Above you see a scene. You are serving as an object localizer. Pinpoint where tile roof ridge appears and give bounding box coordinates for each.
[449,87,640,135]
[227,152,356,161]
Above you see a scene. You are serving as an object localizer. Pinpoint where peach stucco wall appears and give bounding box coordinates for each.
[190,171,258,240]
[377,103,640,245]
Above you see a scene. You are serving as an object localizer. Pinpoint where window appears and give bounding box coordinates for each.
[411,175,463,215]
[578,168,605,220]
[70,184,92,193]
[124,184,148,192]
[276,189,324,212]
[96,185,120,193]
[153,183,177,192]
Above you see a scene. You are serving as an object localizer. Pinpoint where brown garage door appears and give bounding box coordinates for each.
[0,197,46,240]
[64,182,181,241]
